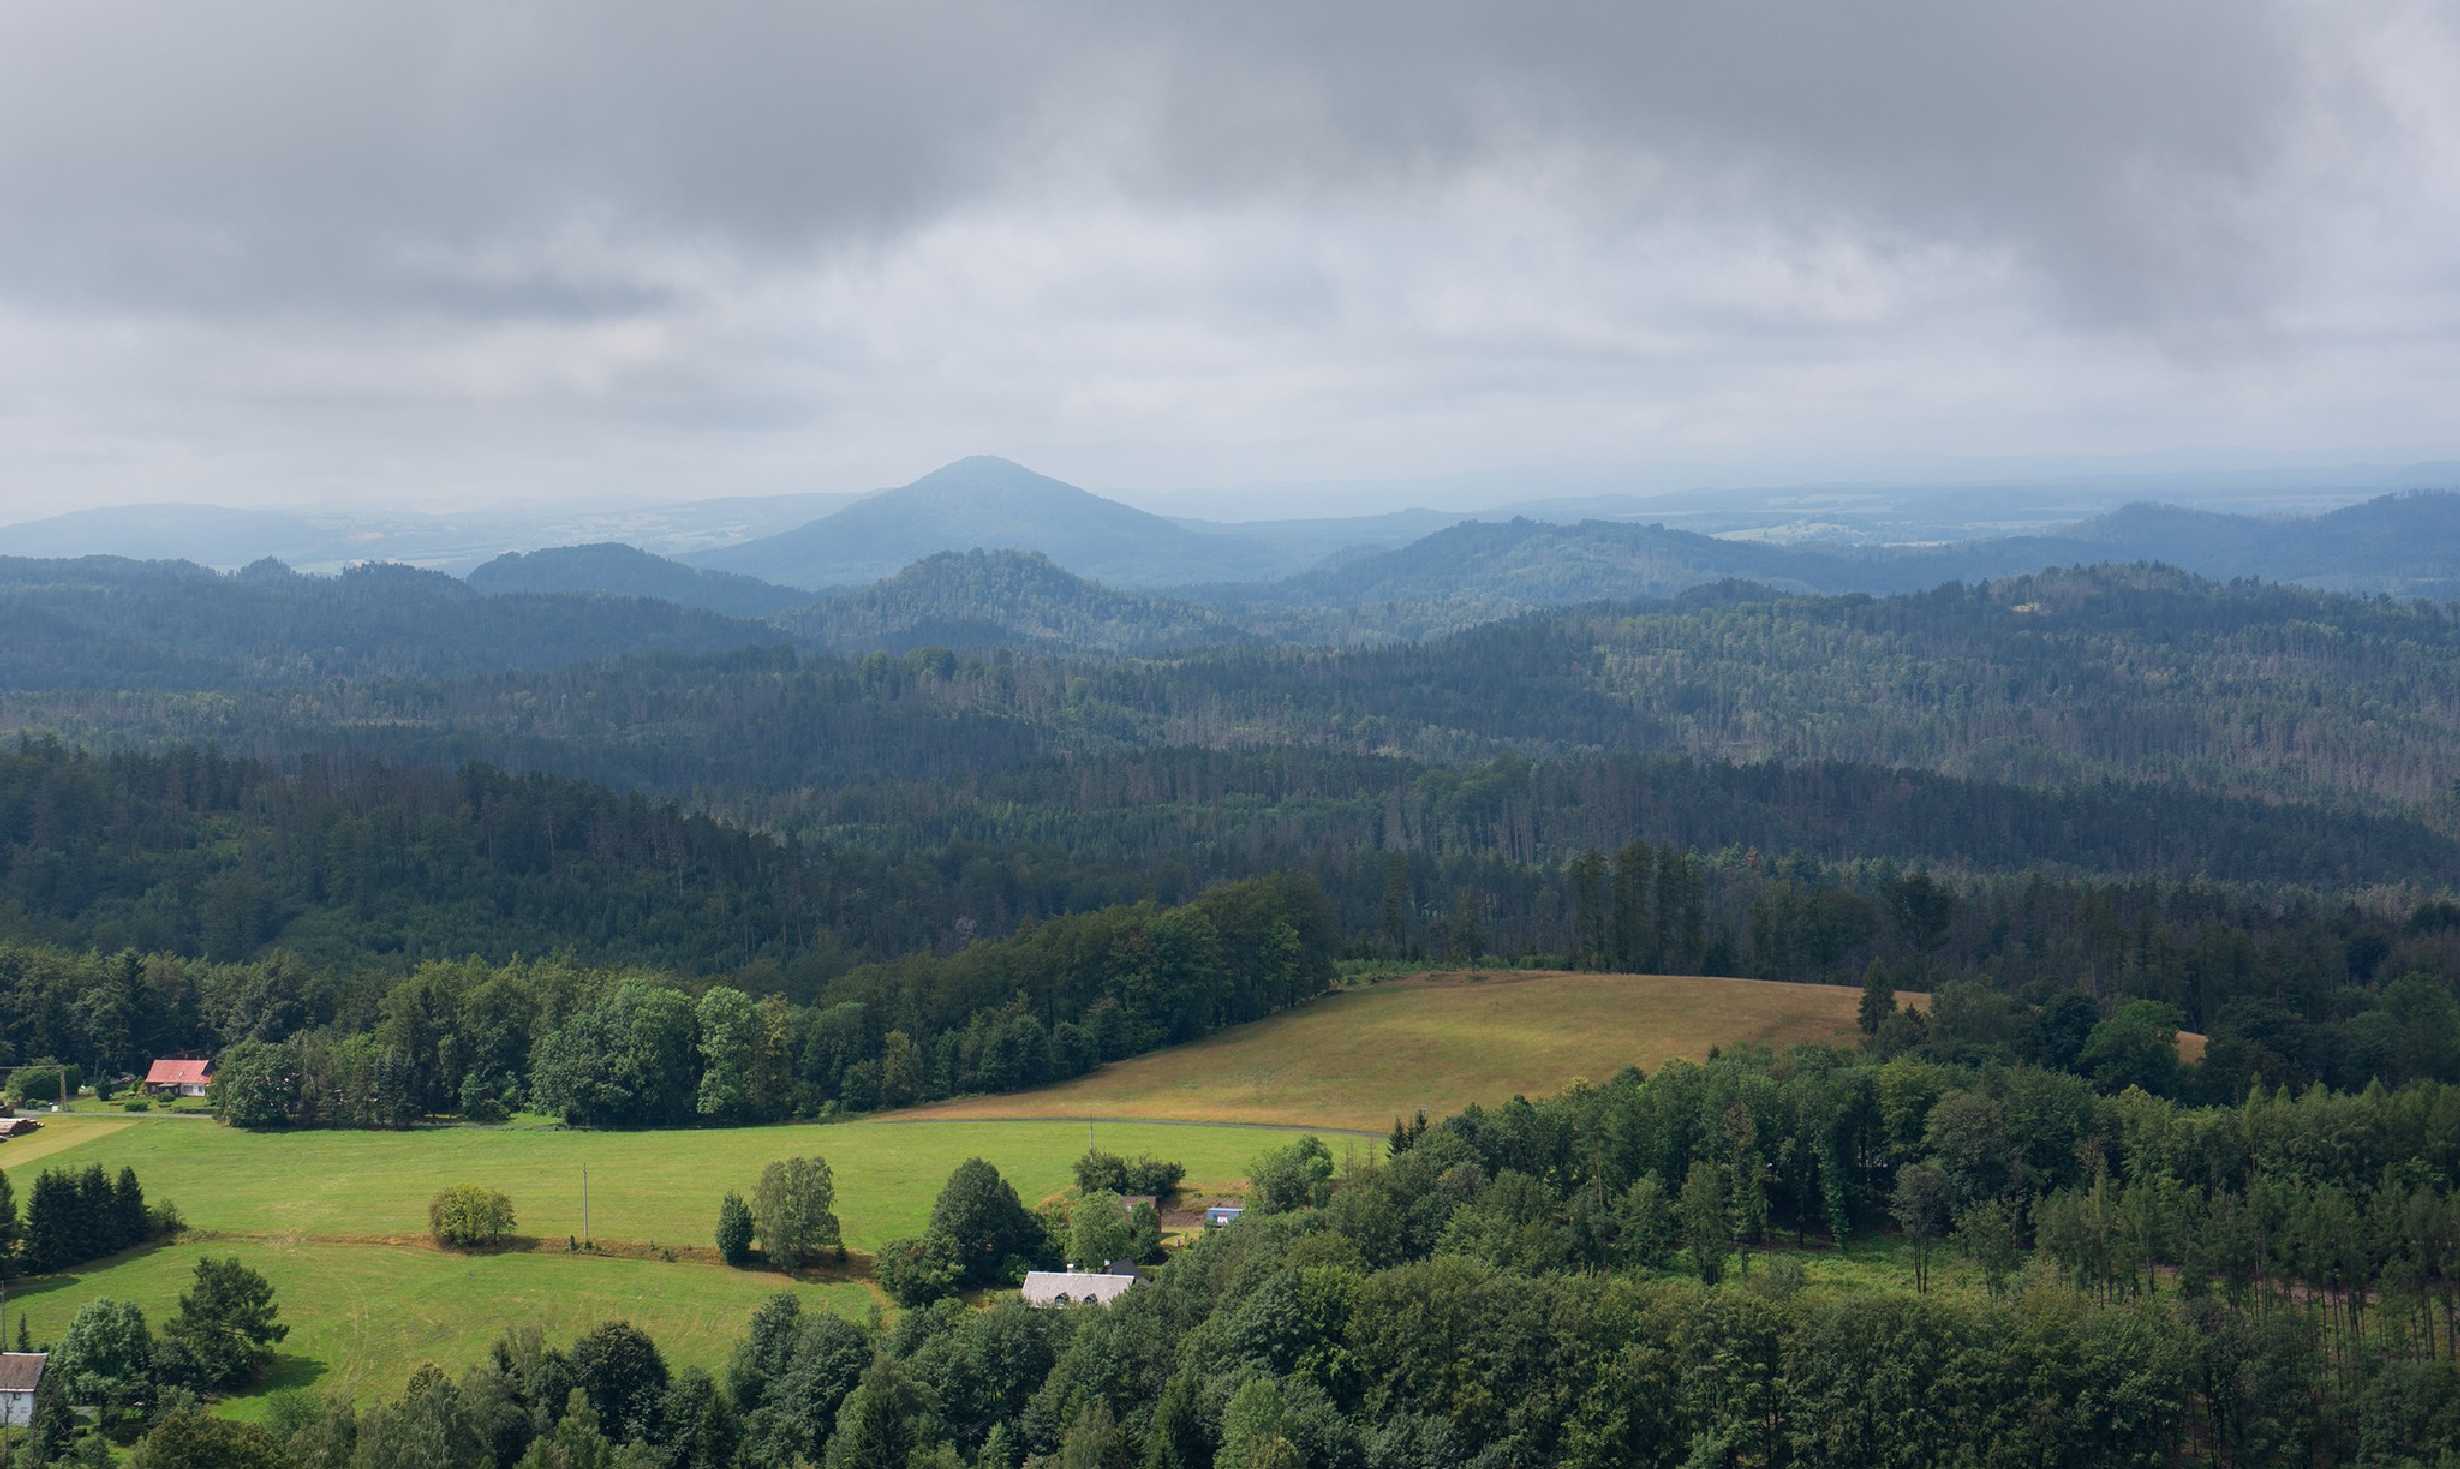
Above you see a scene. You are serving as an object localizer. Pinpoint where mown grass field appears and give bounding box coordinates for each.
[4,1237,875,1422]
[0,1116,1311,1250]
[912,970,1918,1130]
[0,1115,1315,1415]
[0,1114,134,1167]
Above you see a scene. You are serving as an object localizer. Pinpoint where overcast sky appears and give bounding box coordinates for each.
[3,0,2457,518]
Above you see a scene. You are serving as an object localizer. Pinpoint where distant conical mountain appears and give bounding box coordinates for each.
[686,456,1281,589]
[467,542,808,618]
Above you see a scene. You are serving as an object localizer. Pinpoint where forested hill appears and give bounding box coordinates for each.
[1199,517,1894,638]
[1164,565,2460,811]
[1193,490,2460,639]
[17,566,2460,826]
[465,542,810,618]
[0,740,835,976]
[1917,489,2460,598]
[0,553,784,688]
[778,549,1249,655]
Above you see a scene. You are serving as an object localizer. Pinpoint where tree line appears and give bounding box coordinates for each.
[185,871,1333,1129]
[0,1163,173,1278]
[9,731,2460,1115]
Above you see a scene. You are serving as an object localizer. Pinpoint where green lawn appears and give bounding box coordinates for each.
[1,1116,1314,1252]
[2,1236,874,1420]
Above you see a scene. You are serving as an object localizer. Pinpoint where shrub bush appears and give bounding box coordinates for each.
[715,1191,755,1267]
[1072,1149,1187,1199]
[428,1185,517,1248]
[125,1099,152,1113]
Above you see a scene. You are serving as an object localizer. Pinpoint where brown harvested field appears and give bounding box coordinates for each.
[908,970,1925,1132]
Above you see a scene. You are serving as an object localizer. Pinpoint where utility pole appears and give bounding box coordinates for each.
[582,1164,591,1245]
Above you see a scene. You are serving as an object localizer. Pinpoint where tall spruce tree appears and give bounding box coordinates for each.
[1858,960,1898,1037]
[0,1167,18,1278]
[23,1171,79,1274]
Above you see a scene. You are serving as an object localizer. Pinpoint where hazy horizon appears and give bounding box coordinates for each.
[4,448,2449,535]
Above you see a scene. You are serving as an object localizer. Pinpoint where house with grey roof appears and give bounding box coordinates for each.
[1,1353,46,1428]
[1021,1268,1138,1307]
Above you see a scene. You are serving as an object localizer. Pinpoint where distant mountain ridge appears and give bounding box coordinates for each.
[1196,490,2460,639]
[778,549,1247,655]
[2064,492,2460,595]
[467,542,809,618]
[14,461,2457,646]
[0,491,869,574]
[0,554,782,688]
[1189,517,1928,639]
[1836,491,2460,599]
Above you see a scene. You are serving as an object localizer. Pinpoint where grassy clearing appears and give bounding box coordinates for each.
[911,970,1915,1131]
[2,1236,874,1420]
[0,1116,1313,1252]
[2,1116,1314,1419]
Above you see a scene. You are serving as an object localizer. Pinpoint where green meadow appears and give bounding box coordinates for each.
[2,1115,1312,1250]
[2,1237,876,1422]
[0,1114,1317,1414]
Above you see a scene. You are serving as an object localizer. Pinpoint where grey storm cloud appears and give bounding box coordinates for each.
[0,1,2348,320]
[0,0,2453,511]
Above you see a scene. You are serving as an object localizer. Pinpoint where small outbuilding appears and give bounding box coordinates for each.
[143,1057,214,1098]
[1204,1206,1245,1228]
[1021,1269,1139,1307]
[1,1352,46,1428]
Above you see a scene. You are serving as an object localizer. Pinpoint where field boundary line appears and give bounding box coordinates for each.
[878,1112,1379,1136]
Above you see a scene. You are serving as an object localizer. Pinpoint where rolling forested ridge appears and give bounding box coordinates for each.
[7,502,2460,1467]
[8,554,2460,1107]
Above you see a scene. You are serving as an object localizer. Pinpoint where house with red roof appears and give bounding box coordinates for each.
[144,1057,214,1098]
